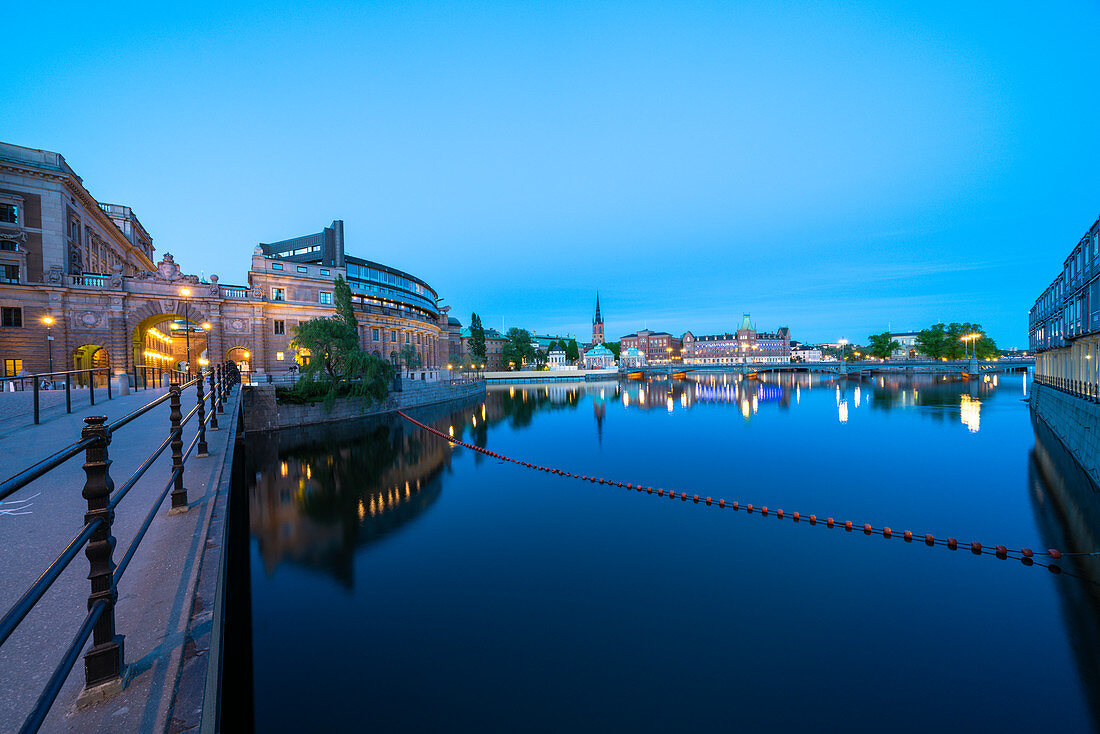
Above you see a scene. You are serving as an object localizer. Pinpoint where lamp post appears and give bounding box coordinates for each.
[179,287,193,377]
[41,316,55,373]
[837,338,848,362]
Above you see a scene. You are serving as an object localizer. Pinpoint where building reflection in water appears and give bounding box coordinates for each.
[1029,415,1100,733]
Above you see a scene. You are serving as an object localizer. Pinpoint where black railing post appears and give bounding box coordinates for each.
[133,363,139,392]
[208,368,220,431]
[81,415,125,691]
[107,369,113,400]
[169,385,188,513]
[90,370,95,407]
[216,365,225,414]
[196,372,209,457]
[33,378,40,425]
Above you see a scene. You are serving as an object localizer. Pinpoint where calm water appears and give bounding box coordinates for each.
[245,371,1100,733]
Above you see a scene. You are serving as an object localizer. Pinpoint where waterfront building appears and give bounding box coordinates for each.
[547,345,567,370]
[459,326,507,370]
[583,343,615,369]
[890,331,922,360]
[619,345,646,368]
[0,140,451,380]
[791,345,822,362]
[592,293,604,346]
[1029,215,1100,391]
[619,329,681,364]
[681,314,791,365]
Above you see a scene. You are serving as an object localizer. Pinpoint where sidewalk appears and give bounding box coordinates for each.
[0,381,240,732]
[0,383,168,440]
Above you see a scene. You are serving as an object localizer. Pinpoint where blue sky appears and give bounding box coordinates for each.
[4,1,1098,347]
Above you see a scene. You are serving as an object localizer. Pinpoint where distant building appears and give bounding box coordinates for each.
[619,345,646,368]
[791,345,822,362]
[547,345,567,369]
[890,332,922,360]
[459,326,507,370]
[619,329,682,364]
[592,293,604,345]
[583,343,615,369]
[681,314,790,364]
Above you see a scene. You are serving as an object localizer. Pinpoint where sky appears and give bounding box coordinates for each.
[3,1,1099,348]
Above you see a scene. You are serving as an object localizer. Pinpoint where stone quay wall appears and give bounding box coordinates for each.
[242,379,485,433]
[1030,383,1100,487]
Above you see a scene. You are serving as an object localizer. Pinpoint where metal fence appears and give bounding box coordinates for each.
[0,362,241,733]
[1033,373,1099,402]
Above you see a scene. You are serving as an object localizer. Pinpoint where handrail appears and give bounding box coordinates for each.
[0,360,243,732]
[0,366,112,382]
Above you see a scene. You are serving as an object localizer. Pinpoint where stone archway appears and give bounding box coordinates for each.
[227,346,252,373]
[72,344,109,387]
[129,305,210,373]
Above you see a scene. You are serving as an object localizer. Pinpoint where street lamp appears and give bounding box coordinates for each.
[41,316,55,373]
[838,338,848,362]
[178,287,193,376]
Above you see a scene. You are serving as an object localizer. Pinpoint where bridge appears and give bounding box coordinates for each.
[625,358,1034,379]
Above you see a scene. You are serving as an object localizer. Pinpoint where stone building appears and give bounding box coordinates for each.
[619,329,681,364]
[458,326,507,370]
[681,314,791,365]
[0,141,449,381]
[583,343,616,369]
[619,345,646,368]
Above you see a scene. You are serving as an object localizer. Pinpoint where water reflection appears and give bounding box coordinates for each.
[1030,415,1100,732]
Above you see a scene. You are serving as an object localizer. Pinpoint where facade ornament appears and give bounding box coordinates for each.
[208,274,220,296]
[47,267,63,284]
[0,229,27,244]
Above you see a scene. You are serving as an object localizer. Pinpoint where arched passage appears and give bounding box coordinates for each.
[72,344,109,387]
[130,311,210,373]
[227,346,252,373]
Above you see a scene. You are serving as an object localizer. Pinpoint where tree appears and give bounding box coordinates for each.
[565,338,580,363]
[867,332,900,360]
[605,341,621,359]
[915,323,948,359]
[469,312,487,362]
[501,327,536,370]
[915,322,998,359]
[399,343,421,376]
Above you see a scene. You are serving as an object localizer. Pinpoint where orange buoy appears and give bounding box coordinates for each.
[903,530,912,541]
[1048,549,1062,559]
[809,514,817,525]
[792,512,799,521]
[747,504,754,513]
[598,478,604,484]
[777,509,784,519]
[925,534,935,546]
[1021,548,1033,558]
[627,484,634,489]
[681,492,688,501]
[719,499,725,508]
[863,523,872,534]
[706,497,712,505]
[658,488,664,496]
[947,538,957,550]
[883,527,892,538]
[693,494,699,503]
[732,501,739,510]
[995,546,1008,558]
[827,517,834,528]
[647,487,653,494]
[971,542,982,554]
[761,506,768,516]
[1049,565,1062,575]
[844,521,853,531]
[590,477,597,483]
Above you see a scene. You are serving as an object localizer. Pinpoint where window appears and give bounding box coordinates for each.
[4,358,22,376]
[320,269,330,276]
[276,351,285,361]
[297,266,308,274]
[372,328,379,341]
[0,204,16,224]
[274,320,285,335]
[69,220,80,239]
[405,332,410,344]
[0,265,17,284]
[416,333,421,345]
[1,307,22,328]
[319,292,332,305]
[272,288,285,301]
[272,262,283,270]
[391,330,397,342]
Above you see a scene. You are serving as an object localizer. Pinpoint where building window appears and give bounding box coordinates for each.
[272,288,285,301]
[391,330,397,342]
[1,307,22,328]
[272,262,283,271]
[372,328,379,341]
[4,358,22,376]
[320,269,330,276]
[69,220,80,240]
[416,333,421,345]
[297,266,308,274]
[0,204,16,224]
[319,292,332,305]
[274,320,285,335]
[0,265,17,284]
[276,351,285,361]
[405,332,410,344]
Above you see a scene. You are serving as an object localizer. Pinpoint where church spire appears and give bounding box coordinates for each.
[593,292,603,324]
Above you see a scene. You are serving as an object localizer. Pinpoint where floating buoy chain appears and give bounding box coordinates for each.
[397,412,1075,573]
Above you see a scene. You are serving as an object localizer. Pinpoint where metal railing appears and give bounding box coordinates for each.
[0,361,242,733]
[1033,373,1099,402]
[1,367,115,425]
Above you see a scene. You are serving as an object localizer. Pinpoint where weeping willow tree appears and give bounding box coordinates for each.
[279,276,394,407]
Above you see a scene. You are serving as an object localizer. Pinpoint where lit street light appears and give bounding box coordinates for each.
[41,316,55,372]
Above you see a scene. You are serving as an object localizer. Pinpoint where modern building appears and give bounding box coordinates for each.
[0,141,452,380]
[583,343,616,369]
[459,326,507,370]
[592,293,604,346]
[619,345,646,368]
[681,314,790,365]
[619,329,681,364]
[1029,215,1100,389]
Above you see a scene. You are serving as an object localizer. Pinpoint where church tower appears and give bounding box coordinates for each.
[592,292,604,345]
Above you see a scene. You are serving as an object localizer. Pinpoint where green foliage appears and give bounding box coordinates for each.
[283,276,395,408]
[399,343,421,375]
[501,327,537,370]
[604,341,621,359]
[469,312,487,361]
[565,338,580,363]
[916,322,998,359]
[867,332,900,359]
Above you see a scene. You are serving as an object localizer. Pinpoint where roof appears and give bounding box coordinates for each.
[740,313,753,331]
[549,345,565,354]
[459,327,506,340]
[448,316,461,326]
[586,344,613,356]
[623,346,643,356]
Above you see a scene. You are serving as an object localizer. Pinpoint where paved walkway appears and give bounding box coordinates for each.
[0,383,168,440]
[0,380,240,733]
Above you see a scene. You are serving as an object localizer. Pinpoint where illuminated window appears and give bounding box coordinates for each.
[297,266,308,274]
[271,287,285,301]
[4,358,22,376]
[319,292,332,305]
[276,351,285,361]
[320,269,330,276]
[272,262,283,270]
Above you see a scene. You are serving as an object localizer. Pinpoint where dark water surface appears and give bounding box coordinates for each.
[246,371,1100,733]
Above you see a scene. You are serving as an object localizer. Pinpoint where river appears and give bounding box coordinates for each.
[243,370,1100,732]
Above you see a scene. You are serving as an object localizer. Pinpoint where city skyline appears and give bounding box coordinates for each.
[5,2,1099,346]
